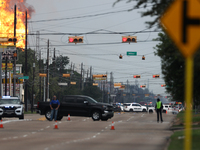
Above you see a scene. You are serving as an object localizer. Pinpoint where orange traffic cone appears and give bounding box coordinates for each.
[166,110,167,114]
[54,121,58,129]
[67,114,71,121]
[0,120,3,128]
[111,121,115,130]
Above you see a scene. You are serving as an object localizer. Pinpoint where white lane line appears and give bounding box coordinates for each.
[23,135,27,138]
[13,137,18,139]
[141,114,144,117]
[40,129,44,131]
[46,126,50,128]
[32,132,36,134]
[2,138,7,140]
[127,116,134,121]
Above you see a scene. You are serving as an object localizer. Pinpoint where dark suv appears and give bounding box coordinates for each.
[37,95,114,121]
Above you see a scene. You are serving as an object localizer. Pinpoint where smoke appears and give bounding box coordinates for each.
[3,0,35,18]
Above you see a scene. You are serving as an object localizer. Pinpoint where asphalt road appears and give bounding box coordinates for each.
[0,112,174,150]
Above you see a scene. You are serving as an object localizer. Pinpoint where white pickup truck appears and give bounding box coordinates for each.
[0,96,24,120]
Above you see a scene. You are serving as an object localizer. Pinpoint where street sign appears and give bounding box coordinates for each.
[18,76,29,79]
[1,46,17,61]
[58,83,68,86]
[161,0,200,58]
[126,52,137,56]
[13,75,23,78]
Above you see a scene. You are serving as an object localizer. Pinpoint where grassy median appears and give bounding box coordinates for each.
[168,129,200,150]
[168,111,200,150]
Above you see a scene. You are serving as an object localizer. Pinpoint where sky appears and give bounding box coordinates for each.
[25,0,167,95]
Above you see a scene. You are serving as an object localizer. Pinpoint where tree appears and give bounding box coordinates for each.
[114,0,200,105]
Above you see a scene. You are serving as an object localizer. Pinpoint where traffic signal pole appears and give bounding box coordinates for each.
[13,4,17,96]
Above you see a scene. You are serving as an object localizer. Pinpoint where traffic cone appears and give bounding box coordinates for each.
[111,121,115,130]
[54,121,58,129]
[166,110,167,114]
[67,114,71,121]
[0,120,3,128]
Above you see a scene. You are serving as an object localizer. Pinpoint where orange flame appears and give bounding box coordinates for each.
[0,0,34,48]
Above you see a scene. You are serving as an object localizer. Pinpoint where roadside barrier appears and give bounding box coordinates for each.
[111,121,115,130]
[0,120,3,128]
[54,121,58,129]
[67,114,71,121]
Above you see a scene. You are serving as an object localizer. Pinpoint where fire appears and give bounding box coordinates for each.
[0,0,34,48]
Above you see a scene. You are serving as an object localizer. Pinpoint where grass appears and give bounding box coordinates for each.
[172,111,200,127]
[168,129,200,150]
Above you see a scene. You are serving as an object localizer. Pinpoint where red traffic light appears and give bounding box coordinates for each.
[69,38,74,43]
[122,37,127,42]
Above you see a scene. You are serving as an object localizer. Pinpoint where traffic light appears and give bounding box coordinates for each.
[142,55,145,60]
[63,74,70,78]
[161,84,166,87]
[140,85,146,88]
[119,54,123,59]
[93,74,107,78]
[133,75,141,78]
[39,73,47,77]
[153,74,160,78]
[68,36,83,44]
[8,37,17,43]
[93,83,98,86]
[120,85,125,88]
[122,36,137,43]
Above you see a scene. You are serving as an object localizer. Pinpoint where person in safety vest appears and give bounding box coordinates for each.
[50,95,60,121]
[155,98,163,123]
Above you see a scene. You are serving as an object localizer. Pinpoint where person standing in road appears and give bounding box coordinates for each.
[155,98,163,123]
[50,95,60,121]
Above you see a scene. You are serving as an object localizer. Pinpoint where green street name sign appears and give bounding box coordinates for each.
[127,52,137,56]
[18,76,29,79]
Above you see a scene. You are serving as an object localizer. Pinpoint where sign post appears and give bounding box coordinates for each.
[161,0,200,149]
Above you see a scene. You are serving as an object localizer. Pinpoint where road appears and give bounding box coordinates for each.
[0,112,174,150]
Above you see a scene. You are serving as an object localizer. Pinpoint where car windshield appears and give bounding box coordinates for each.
[0,99,21,105]
[85,97,97,103]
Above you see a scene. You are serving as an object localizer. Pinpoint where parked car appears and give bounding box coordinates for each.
[37,95,114,121]
[162,104,173,113]
[123,103,147,112]
[0,96,24,120]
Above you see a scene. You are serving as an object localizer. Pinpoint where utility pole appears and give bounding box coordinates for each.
[82,69,84,90]
[24,11,28,112]
[31,51,35,113]
[46,40,49,102]
[5,57,7,96]
[53,48,56,77]
[36,31,41,101]
[90,66,92,80]
[80,63,83,90]
[13,4,17,96]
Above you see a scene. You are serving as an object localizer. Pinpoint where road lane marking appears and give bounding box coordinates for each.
[13,137,18,139]
[23,135,27,137]
[46,126,50,128]
[141,114,144,117]
[127,116,134,121]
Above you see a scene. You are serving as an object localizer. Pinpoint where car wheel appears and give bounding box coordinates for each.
[45,110,51,121]
[142,109,146,112]
[92,110,101,121]
[130,109,133,112]
[101,118,108,121]
[149,110,153,113]
[19,114,24,120]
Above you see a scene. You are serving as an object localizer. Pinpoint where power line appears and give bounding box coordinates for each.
[29,5,155,23]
